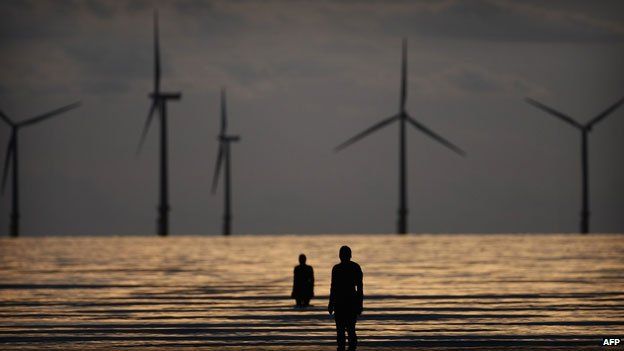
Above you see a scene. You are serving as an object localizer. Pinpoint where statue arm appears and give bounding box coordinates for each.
[291,267,297,297]
[328,267,335,314]
[356,266,363,314]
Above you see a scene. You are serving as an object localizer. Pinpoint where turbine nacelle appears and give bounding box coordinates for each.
[0,111,15,128]
[218,135,240,142]
[149,92,182,101]
[525,96,624,132]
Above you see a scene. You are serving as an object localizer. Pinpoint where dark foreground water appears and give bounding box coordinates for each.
[0,234,623,350]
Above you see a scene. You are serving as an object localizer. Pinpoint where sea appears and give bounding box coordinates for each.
[0,234,622,350]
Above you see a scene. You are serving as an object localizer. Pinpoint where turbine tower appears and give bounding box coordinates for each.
[1,102,81,237]
[525,96,624,233]
[137,10,182,236]
[211,88,240,236]
[335,39,465,235]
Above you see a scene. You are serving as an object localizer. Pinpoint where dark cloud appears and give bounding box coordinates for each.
[383,0,624,43]
[448,66,501,93]
[84,0,116,19]
[440,65,540,95]
[174,0,215,14]
[62,37,150,94]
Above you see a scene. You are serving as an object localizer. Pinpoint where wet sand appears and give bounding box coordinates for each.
[1,234,622,350]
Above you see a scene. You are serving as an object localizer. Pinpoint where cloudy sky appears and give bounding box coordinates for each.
[1,0,623,235]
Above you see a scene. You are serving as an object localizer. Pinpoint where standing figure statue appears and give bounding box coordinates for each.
[291,254,314,307]
[328,245,363,351]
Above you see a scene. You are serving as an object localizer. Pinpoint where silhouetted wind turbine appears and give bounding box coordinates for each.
[137,11,181,236]
[525,96,624,234]
[1,102,81,237]
[211,88,240,236]
[335,39,465,235]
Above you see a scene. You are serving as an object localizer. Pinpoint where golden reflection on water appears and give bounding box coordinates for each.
[0,234,623,350]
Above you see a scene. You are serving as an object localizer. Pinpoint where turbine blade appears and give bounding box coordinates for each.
[137,101,158,154]
[335,115,399,152]
[525,98,582,129]
[221,88,227,134]
[211,144,224,194]
[2,135,15,194]
[406,114,466,156]
[0,109,13,126]
[17,102,81,128]
[587,96,624,128]
[154,10,161,93]
[400,38,407,111]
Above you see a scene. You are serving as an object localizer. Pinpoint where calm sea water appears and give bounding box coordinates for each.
[0,234,623,350]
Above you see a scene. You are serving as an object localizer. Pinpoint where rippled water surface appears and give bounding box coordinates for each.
[1,234,623,350]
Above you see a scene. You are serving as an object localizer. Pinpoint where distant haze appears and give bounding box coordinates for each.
[0,0,623,235]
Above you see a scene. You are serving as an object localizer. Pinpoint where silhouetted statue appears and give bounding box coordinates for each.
[291,254,314,307]
[328,246,363,351]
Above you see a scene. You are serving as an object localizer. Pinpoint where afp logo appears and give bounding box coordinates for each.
[603,338,620,346]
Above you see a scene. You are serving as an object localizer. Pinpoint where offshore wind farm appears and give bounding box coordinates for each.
[334,39,465,235]
[136,11,182,237]
[1,102,81,237]
[1,2,622,237]
[211,88,240,236]
[0,1,623,351]
[524,96,624,234]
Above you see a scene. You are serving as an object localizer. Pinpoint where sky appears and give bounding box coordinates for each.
[0,0,623,236]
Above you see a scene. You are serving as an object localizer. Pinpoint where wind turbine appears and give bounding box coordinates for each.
[137,10,182,236]
[211,88,240,236]
[335,39,465,235]
[1,102,81,237]
[525,96,624,234]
